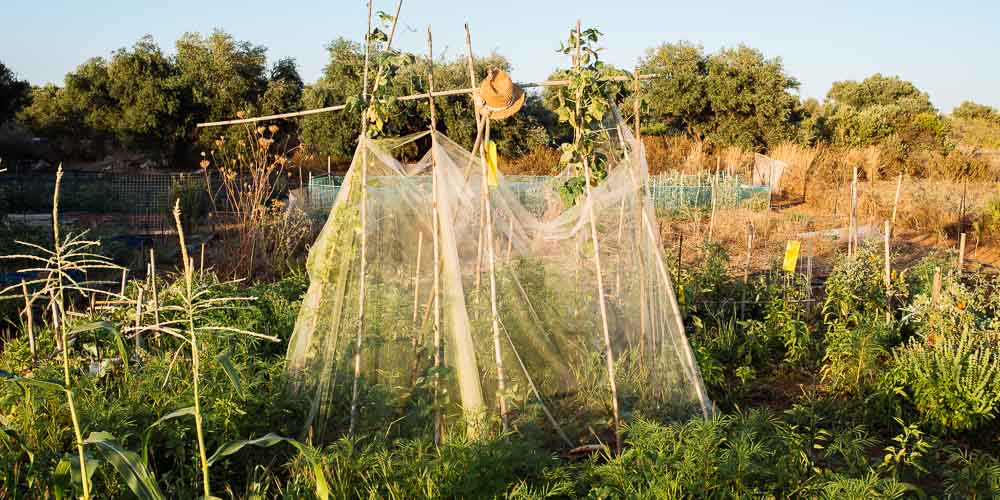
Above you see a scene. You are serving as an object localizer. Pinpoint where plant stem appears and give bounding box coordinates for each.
[174,202,211,498]
[52,166,91,499]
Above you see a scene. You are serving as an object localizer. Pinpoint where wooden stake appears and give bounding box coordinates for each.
[959,177,968,234]
[741,222,754,318]
[134,287,144,350]
[327,155,331,178]
[806,239,814,299]
[199,243,205,278]
[708,161,718,243]
[891,172,903,235]
[349,0,375,439]
[884,220,891,292]
[958,232,966,274]
[849,166,858,257]
[932,267,942,306]
[22,281,35,361]
[149,248,160,331]
[120,268,128,297]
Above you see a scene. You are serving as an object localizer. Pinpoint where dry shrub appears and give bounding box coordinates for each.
[840,146,882,181]
[503,145,560,175]
[769,142,818,198]
[204,124,312,279]
[914,148,997,181]
[717,145,753,177]
[682,138,708,173]
[644,135,686,175]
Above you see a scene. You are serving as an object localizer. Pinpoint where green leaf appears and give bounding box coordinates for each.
[0,369,66,392]
[107,324,130,375]
[84,431,165,500]
[69,453,101,495]
[68,321,129,374]
[207,433,329,500]
[216,351,243,397]
[68,320,116,337]
[142,406,195,465]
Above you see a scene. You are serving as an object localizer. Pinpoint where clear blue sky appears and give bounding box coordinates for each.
[3,0,998,112]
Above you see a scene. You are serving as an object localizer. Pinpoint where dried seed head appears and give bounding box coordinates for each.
[236,111,247,119]
[268,124,280,134]
[256,126,266,135]
[199,159,210,169]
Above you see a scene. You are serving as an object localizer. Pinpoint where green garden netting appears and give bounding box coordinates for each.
[284,113,712,445]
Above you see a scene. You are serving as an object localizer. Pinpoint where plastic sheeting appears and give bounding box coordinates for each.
[285,115,711,444]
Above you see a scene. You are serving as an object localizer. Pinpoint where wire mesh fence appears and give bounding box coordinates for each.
[297,172,771,217]
[0,163,218,234]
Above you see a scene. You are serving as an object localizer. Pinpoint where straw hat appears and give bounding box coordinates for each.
[478,69,525,120]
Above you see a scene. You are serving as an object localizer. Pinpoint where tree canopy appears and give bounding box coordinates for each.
[639,43,800,150]
[0,61,31,125]
[5,31,996,170]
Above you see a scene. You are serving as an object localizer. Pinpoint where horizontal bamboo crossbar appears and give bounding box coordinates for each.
[197,74,658,128]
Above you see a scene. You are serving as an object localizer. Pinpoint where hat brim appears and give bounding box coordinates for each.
[485,87,525,120]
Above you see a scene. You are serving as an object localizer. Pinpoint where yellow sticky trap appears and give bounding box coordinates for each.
[783,240,801,273]
[486,140,499,187]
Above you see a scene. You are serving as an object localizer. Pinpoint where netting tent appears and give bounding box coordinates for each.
[284,108,712,445]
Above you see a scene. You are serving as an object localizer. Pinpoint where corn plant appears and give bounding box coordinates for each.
[138,200,280,497]
[0,166,126,499]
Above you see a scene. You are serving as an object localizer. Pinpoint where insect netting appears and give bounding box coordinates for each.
[285,112,712,445]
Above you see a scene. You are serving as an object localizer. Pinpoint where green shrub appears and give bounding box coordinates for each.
[891,330,1000,432]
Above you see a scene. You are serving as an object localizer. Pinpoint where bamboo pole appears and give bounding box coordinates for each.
[639,210,712,419]
[22,281,35,361]
[349,0,375,439]
[412,232,423,324]
[631,65,649,363]
[199,243,205,278]
[573,19,621,453]
[466,23,488,301]
[427,26,445,445]
[195,74,660,128]
[119,269,128,297]
[478,116,510,433]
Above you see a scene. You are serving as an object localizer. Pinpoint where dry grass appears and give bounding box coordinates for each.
[769,142,819,200]
[503,145,560,175]
[718,145,753,177]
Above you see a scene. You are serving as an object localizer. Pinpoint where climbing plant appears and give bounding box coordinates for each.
[551,25,627,205]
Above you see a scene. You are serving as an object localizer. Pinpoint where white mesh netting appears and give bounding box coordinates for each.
[285,111,711,445]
